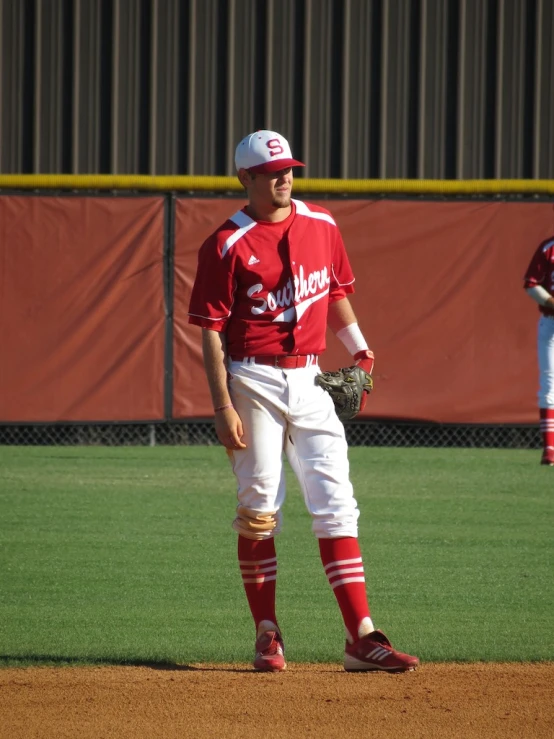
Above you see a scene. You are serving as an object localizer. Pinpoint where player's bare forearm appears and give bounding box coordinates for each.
[327,297,359,333]
[201,329,231,408]
[201,329,247,450]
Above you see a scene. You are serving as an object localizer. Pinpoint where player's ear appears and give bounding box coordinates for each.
[237,168,253,188]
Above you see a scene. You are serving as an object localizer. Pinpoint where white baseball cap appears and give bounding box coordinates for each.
[235,130,305,174]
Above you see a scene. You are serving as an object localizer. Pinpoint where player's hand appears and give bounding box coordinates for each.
[215,407,247,450]
[354,349,375,376]
[354,350,374,412]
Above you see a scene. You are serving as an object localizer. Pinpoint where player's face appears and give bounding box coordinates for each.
[244,167,294,213]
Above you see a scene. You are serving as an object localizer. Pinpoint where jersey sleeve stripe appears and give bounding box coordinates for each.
[187,310,231,321]
[331,263,355,287]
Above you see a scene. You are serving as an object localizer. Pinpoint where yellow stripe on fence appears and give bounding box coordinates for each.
[0,175,554,195]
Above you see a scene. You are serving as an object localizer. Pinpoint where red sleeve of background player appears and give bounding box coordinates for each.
[188,233,235,332]
[523,239,553,289]
[329,227,355,303]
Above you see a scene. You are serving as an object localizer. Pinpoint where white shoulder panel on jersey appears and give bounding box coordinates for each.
[222,210,257,257]
[293,198,336,226]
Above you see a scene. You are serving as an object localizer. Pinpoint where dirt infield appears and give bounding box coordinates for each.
[1,662,552,738]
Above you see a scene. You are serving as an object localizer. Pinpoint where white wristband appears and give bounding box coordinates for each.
[526,286,552,306]
[336,323,369,356]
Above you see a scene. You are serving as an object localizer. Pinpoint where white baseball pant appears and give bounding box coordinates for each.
[537,316,554,408]
[226,359,360,539]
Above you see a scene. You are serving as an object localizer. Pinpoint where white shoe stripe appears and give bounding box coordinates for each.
[366,646,389,661]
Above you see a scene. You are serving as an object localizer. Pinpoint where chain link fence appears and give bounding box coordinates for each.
[0,422,541,449]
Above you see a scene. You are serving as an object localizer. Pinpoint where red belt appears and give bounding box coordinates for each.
[230,354,317,369]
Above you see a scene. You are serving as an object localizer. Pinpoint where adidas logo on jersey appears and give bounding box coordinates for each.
[248,255,260,265]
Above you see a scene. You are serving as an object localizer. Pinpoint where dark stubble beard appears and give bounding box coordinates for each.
[272,192,291,209]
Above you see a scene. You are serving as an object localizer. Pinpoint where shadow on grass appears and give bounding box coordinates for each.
[0,655,194,670]
[0,655,254,672]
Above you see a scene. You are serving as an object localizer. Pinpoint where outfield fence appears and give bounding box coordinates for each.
[2,178,551,441]
[0,421,541,449]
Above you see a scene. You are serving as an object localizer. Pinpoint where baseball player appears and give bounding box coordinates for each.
[188,130,419,672]
[523,236,554,466]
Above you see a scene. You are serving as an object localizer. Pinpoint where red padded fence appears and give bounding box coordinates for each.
[0,196,166,422]
[1,194,551,424]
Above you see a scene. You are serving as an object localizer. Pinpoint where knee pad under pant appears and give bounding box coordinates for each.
[232,505,282,540]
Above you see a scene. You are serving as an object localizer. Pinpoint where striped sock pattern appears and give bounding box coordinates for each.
[318,537,371,643]
[540,408,554,450]
[239,556,277,585]
[324,557,366,589]
[237,535,278,630]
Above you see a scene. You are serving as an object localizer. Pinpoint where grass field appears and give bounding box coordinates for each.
[0,445,552,667]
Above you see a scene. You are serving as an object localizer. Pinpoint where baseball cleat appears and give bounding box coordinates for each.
[540,450,554,466]
[344,630,419,673]
[253,630,286,672]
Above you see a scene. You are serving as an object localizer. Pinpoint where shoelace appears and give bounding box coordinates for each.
[362,633,393,651]
[258,634,282,655]
[265,638,282,655]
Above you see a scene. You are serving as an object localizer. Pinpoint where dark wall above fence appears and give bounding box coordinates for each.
[1,0,553,178]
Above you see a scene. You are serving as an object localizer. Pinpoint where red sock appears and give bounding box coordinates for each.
[238,535,278,632]
[318,537,371,642]
[540,408,554,451]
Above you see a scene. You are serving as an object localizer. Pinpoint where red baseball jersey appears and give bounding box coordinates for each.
[523,237,554,317]
[188,199,355,356]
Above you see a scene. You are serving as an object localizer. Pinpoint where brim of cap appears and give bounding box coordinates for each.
[246,158,305,174]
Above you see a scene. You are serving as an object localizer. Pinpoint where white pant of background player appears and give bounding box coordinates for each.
[537,316,554,408]
[226,359,360,540]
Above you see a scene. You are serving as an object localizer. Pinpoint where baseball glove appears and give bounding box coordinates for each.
[315,364,373,422]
